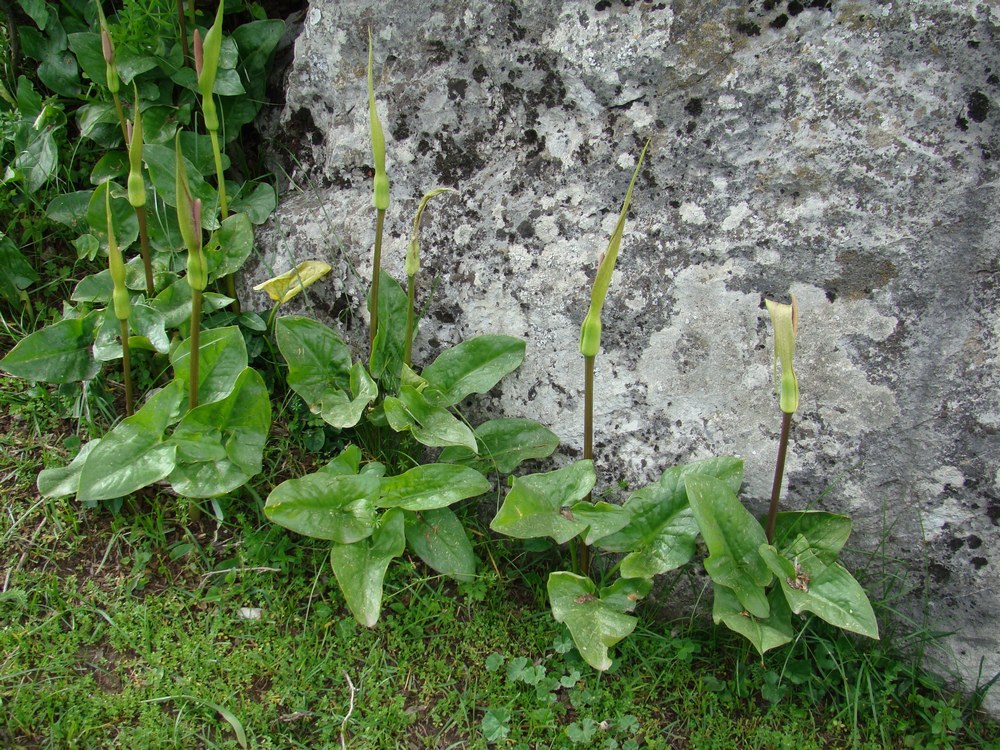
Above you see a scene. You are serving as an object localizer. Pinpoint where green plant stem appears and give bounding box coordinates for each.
[176,0,190,65]
[266,302,281,333]
[404,273,416,367]
[208,129,241,313]
[189,289,202,410]
[1,0,20,84]
[119,319,134,417]
[135,205,154,296]
[766,411,793,543]
[209,130,228,219]
[580,354,595,576]
[112,90,128,144]
[369,208,386,355]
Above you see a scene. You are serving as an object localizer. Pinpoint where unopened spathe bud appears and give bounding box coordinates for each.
[765,296,799,414]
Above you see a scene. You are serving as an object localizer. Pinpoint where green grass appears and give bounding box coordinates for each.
[1,381,998,749]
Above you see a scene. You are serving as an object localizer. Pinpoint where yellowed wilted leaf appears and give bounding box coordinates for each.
[254,261,332,303]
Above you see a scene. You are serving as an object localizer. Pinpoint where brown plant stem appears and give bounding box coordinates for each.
[189,289,202,410]
[177,0,190,65]
[766,410,793,543]
[369,208,386,355]
[120,319,134,417]
[135,205,154,296]
[580,353,596,575]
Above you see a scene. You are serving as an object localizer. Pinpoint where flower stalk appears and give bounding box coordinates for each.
[97,7,128,145]
[368,28,390,355]
[764,296,799,542]
[106,186,133,416]
[126,89,154,297]
[195,4,240,313]
[576,139,650,574]
[176,134,205,410]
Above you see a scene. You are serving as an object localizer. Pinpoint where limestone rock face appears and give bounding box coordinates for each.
[250,0,999,708]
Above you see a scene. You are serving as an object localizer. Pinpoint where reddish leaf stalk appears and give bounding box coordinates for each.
[766,411,793,543]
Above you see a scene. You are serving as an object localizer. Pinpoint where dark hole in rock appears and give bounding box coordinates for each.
[968,91,990,123]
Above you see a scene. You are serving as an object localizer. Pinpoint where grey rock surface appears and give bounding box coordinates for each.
[248,0,1000,709]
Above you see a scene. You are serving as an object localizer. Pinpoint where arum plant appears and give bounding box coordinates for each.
[405,188,456,366]
[195,2,226,219]
[126,86,155,297]
[491,146,878,671]
[764,296,798,543]
[106,186,134,416]
[368,28,390,355]
[576,139,649,573]
[263,34,559,625]
[175,133,206,410]
[194,2,241,312]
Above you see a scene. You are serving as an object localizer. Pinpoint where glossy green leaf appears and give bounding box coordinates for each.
[93,307,123,362]
[230,182,277,224]
[772,511,852,567]
[149,279,232,328]
[232,20,284,102]
[377,464,490,511]
[490,461,596,544]
[205,212,254,281]
[130,305,170,355]
[316,445,363,477]
[37,439,102,498]
[0,234,38,303]
[76,380,185,502]
[276,314,352,399]
[169,368,271,497]
[599,576,653,613]
[67,32,105,87]
[329,508,406,627]
[438,418,559,474]
[547,572,648,671]
[170,326,248,406]
[686,474,772,619]
[317,363,377,429]
[404,507,478,582]
[712,584,793,656]
[142,143,217,219]
[369,271,408,384]
[0,315,100,383]
[86,181,138,250]
[46,190,92,230]
[383,385,477,452]
[141,104,192,144]
[265,473,378,544]
[114,47,159,84]
[421,336,526,407]
[596,457,744,577]
[569,502,630,546]
[17,0,49,28]
[90,152,128,185]
[759,545,879,639]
